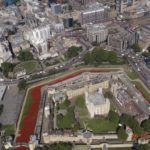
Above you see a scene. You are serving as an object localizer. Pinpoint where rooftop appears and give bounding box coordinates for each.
[87,92,106,106]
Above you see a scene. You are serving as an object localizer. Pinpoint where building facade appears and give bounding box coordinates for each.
[80,3,110,25]
[24,25,53,59]
[85,91,110,118]
[0,40,12,66]
[87,23,108,43]
[108,29,139,51]
[51,3,62,15]
[66,80,109,99]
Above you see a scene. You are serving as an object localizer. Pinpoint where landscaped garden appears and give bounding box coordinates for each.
[57,106,76,129]
[75,96,118,133]
[56,95,119,134]
[14,60,41,75]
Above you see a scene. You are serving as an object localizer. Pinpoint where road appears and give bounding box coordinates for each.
[127,53,150,90]
[0,34,92,85]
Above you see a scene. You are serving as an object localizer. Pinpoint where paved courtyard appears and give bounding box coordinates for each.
[0,85,24,125]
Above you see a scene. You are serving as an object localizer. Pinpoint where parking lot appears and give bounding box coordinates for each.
[0,85,25,125]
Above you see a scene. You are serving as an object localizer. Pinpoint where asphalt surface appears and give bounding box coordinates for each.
[0,85,25,125]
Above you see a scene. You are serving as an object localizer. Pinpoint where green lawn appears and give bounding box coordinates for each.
[57,106,77,129]
[132,81,150,101]
[58,99,70,110]
[2,125,15,136]
[73,145,88,150]
[127,69,139,80]
[75,95,86,108]
[14,60,41,74]
[74,96,118,133]
[75,96,90,126]
[19,89,33,128]
[85,118,118,134]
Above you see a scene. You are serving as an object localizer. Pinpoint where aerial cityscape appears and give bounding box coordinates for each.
[0,0,150,150]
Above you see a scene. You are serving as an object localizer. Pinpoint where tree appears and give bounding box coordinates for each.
[18,80,26,91]
[99,49,109,61]
[66,46,82,59]
[119,114,143,135]
[34,147,42,150]
[117,127,128,141]
[83,52,93,65]
[18,50,33,61]
[64,99,71,107]
[57,113,64,121]
[43,143,73,150]
[141,119,150,132]
[83,47,123,65]
[91,47,102,64]
[104,91,113,99]
[68,5,72,11]
[108,51,117,63]
[142,52,150,57]
[73,122,80,132]
[131,44,142,53]
[147,46,150,52]
[1,62,14,76]
[134,144,150,150]
[108,110,119,124]
[0,104,4,116]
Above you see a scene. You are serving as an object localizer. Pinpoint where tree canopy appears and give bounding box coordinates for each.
[104,91,113,99]
[141,119,150,132]
[66,46,82,59]
[83,52,93,65]
[1,62,14,77]
[131,44,142,52]
[134,144,150,150]
[83,47,122,65]
[117,127,128,141]
[147,46,150,52]
[18,50,33,61]
[108,110,119,124]
[119,114,143,135]
[18,80,27,91]
[40,143,73,150]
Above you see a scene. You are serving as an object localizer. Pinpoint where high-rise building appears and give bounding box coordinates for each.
[86,23,108,43]
[4,0,16,6]
[108,29,139,51]
[80,3,110,25]
[63,18,73,28]
[51,3,62,15]
[24,25,53,60]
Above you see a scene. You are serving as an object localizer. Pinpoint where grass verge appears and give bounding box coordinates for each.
[19,89,33,129]
[127,69,139,80]
[2,125,15,136]
[132,81,150,101]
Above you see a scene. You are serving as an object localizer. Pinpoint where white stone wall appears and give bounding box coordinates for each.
[0,41,12,66]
